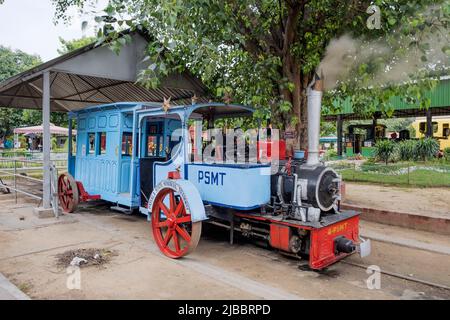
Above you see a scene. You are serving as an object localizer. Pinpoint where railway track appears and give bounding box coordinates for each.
[340,260,450,291]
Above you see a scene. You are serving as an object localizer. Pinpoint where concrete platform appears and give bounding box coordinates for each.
[33,207,55,219]
[342,203,450,236]
[0,273,30,300]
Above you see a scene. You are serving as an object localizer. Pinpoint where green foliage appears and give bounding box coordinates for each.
[374,140,396,165]
[0,46,41,81]
[51,0,450,139]
[397,140,416,161]
[444,147,450,161]
[414,137,440,161]
[323,149,338,161]
[0,46,42,138]
[51,136,58,150]
[0,46,69,135]
[57,36,96,55]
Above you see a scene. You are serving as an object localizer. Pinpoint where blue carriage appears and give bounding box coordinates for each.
[59,82,370,268]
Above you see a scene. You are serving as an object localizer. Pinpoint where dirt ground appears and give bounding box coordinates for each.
[344,183,450,219]
[0,195,449,300]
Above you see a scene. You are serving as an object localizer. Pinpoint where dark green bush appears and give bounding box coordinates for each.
[414,138,439,161]
[444,147,450,161]
[397,140,416,161]
[374,140,396,165]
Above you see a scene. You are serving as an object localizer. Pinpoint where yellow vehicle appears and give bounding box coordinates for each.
[412,116,450,149]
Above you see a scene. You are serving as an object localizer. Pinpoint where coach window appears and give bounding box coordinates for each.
[97,132,107,155]
[88,133,95,155]
[122,132,133,156]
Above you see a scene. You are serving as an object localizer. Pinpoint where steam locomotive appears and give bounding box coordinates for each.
[59,73,370,270]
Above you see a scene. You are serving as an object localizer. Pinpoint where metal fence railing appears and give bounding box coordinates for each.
[0,157,66,215]
[327,160,450,187]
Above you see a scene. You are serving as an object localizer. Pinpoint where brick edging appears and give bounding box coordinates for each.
[341,203,450,236]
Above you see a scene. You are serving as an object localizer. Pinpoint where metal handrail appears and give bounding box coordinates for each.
[0,157,65,217]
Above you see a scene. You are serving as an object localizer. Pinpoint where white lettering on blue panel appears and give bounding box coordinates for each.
[198,170,226,186]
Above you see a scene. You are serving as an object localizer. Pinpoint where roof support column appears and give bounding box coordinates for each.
[42,71,51,209]
[426,108,433,138]
[336,115,343,157]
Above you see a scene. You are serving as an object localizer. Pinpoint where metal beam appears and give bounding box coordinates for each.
[0,93,108,104]
[42,71,51,209]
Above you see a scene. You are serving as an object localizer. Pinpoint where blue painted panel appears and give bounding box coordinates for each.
[98,115,107,128]
[120,160,131,193]
[186,163,271,210]
[109,114,119,127]
[79,118,86,130]
[88,117,96,129]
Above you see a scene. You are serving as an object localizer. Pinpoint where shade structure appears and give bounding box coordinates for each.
[0,29,210,212]
[0,30,209,112]
[13,123,76,135]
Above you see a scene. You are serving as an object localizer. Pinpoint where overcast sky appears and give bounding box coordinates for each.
[0,0,106,61]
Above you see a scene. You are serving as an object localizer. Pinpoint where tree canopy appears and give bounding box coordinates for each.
[57,36,96,55]
[53,0,449,148]
[0,46,42,138]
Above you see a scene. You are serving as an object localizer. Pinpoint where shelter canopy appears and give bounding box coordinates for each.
[13,123,76,135]
[0,30,209,113]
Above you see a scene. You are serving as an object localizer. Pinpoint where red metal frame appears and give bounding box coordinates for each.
[236,212,360,270]
[76,181,101,202]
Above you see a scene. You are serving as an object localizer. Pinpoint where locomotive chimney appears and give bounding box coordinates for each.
[306,71,323,166]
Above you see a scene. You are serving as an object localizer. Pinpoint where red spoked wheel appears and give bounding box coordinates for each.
[58,173,79,213]
[151,187,201,258]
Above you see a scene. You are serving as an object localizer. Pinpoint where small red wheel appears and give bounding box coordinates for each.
[58,173,79,213]
[151,187,201,258]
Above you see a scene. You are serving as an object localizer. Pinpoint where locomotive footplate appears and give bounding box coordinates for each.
[233,210,367,270]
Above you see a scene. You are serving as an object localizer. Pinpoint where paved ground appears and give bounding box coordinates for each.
[0,195,449,300]
[0,272,30,300]
[344,183,450,219]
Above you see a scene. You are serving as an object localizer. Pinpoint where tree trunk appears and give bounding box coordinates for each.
[279,62,312,151]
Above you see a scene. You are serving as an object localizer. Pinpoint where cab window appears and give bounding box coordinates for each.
[87,133,95,155]
[122,132,133,156]
[97,132,107,155]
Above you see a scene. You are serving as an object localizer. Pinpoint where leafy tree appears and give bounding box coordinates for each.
[0,41,88,134]
[52,0,449,149]
[0,46,41,138]
[57,36,96,55]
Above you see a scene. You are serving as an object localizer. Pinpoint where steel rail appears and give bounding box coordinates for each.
[341,260,450,291]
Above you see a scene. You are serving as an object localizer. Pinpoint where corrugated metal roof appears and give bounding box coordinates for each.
[0,30,210,112]
[324,78,450,121]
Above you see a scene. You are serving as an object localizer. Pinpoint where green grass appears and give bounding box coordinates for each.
[340,168,450,187]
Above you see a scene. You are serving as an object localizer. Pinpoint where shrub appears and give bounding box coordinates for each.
[397,140,416,161]
[323,149,337,161]
[444,147,450,162]
[414,137,439,161]
[374,139,396,165]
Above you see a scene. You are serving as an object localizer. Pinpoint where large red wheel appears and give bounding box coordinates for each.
[151,187,201,258]
[58,173,79,213]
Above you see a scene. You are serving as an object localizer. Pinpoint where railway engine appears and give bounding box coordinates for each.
[58,72,370,270]
[204,74,370,269]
